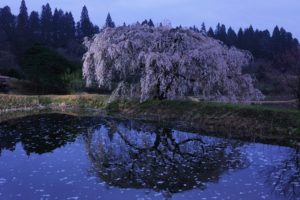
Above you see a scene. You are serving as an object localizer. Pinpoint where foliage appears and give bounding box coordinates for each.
[83,25,263,102]
[63,67,85,93]
[21,44,80,93]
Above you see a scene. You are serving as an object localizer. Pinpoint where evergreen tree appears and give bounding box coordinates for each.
[75,22,82,39]
[105,13,116,28]
[52,8,64,46]
[41,3,53,43]
[215,23,221,36]
[256,30,272,58]
[190,25,199,33]
[17,0,29,36]
[226,27,237,46]
[64,12,76,40]
[28,11,40,41]
[201,22,206,33]
[80,6,94,37]
[148,19,154,27]
[141,20,148,26]
[279,27,296,51]
[243,26,255,51]
[271,26,281,53]
[93,25,100,34]
[207,27,215,38]
[215,23,227,42]
[0,6,15,41]
[237,28,245,49]
[220,24,227,41]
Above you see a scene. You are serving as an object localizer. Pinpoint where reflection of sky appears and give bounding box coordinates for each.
[0,0,299,40]
[0,121,295,199]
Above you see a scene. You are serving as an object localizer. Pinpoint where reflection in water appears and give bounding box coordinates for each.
[0,114,299,199]
[0,114,92,155]
[84,120,249,198]
[264,148,300,199]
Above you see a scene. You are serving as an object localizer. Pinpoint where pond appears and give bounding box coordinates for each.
[0,113,299,200]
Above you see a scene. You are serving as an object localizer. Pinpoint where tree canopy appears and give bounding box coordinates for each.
[21,43,78,93]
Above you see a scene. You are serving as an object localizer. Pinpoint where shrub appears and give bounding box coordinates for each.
[21,43,81,94]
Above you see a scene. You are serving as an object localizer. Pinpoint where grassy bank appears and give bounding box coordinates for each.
[0,94,299,145]
[0,94,109,111]
[107,100,300,144]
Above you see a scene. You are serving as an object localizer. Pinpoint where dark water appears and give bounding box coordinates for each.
[0,113,299,200]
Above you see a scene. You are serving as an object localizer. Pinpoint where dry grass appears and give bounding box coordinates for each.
[0,94,110,111]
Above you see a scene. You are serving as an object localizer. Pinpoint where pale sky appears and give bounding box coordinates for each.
[1,0,299,39]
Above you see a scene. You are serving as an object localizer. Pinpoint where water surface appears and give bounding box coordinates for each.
[0,113,299,200]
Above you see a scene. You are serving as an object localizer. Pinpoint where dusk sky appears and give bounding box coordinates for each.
[1,0,299,39]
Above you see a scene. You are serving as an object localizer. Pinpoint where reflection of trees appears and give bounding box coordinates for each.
[84,120,249,198]
[264,148,300,200]
[0,113,93,155]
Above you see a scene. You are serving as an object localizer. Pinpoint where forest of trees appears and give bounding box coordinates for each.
[0,0,116,93]
[189,23,300,99]
[190,23,299,70]
[0,1,101,54]
[0,0,299,96]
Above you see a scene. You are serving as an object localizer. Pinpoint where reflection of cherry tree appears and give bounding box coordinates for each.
[84,120,248,198]
[264,148,300,199]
